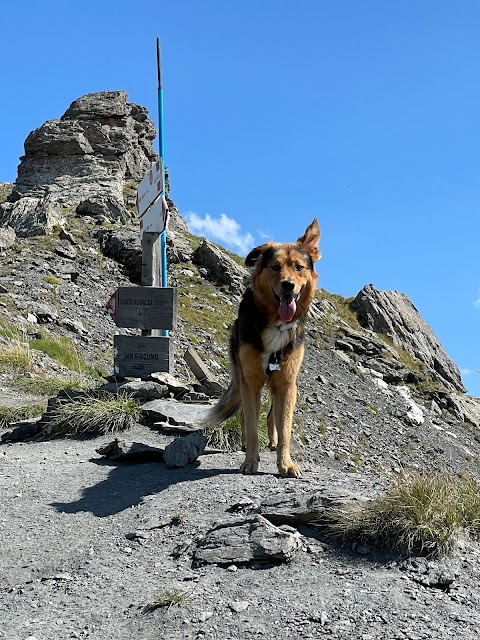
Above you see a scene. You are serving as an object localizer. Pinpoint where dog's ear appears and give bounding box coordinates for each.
[297,218,321,261]
[245,244,269,267]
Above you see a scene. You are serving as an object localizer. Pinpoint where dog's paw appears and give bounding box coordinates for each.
[240,457,259,474]
[278,462,302,478]
[267,440,277,451]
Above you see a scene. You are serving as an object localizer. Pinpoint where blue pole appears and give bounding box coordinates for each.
[157,38,168,289]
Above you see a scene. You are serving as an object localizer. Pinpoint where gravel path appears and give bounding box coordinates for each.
[2,424,480,640]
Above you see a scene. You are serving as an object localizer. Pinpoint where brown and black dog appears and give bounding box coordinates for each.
[207,219,321,477]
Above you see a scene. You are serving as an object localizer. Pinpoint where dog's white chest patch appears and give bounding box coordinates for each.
[260,322,296,371]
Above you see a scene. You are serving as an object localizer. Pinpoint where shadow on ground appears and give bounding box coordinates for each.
[51,458,244,517]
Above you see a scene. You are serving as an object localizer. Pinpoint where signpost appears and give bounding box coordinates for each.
[139,194,168,235]
[114,335,172,378]
[112,287,177,329]
[136,159,163,217]
[108,38,175,378]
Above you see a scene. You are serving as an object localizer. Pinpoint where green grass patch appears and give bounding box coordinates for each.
[41,392,142,439]
[30,329,87,372]
[318,472,480,558]
[316,289,362,331]
[0,315,25,341]
[0,403,47,430]
[45,274,61,286]
[176,264,235,344]
[14,374,89,397]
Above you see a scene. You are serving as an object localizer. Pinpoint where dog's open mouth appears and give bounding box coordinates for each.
[274,291,299,322]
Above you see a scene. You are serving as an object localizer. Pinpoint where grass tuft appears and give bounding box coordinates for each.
[317,472,480,558]
[42,392,142,439]
[0,341,33,372]
[205,400,270,452]
[144,589,188,612]
[0,403,47,430]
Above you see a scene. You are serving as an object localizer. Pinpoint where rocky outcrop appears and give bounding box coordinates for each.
[192,239,248,292]
[351,284,465,392]
[0,91,156,236]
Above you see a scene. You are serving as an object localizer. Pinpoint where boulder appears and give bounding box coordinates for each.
[351,284,465,392]
[141,399,210,427]
[194,515,301,565]
[163,432,207,468]
[96,438,164,462]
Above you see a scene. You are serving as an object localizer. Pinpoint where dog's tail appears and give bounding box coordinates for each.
[202,379,241,426]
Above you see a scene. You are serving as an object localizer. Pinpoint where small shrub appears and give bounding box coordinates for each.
[42,392,142,439]
[45,275,61,286]
[144,589,188,613]
[169,513,186,526]
[318,472,480,558]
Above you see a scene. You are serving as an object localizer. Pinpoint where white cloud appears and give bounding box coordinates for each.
[185,211,255,256]
[461,368,476,377]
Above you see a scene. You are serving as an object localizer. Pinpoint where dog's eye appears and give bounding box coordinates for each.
[295,264,305,272]
[271,264,281,271]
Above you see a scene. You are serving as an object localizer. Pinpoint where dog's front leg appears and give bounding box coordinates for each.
[239,379,261,474]
[272,381,301,478]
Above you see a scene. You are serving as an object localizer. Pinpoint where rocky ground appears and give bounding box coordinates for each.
[2,91,480,639]
[2,425,480,640]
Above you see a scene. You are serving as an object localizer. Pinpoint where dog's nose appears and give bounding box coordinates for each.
[281,280,295,293]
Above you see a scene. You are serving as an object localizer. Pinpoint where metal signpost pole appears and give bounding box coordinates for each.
[157,38,168,290]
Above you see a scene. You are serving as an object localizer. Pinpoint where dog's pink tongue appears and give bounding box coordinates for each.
[278,295,296,322]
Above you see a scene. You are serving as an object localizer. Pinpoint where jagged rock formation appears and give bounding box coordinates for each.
[192,239,248,292]
[351,284,465,393]
[0,91,156,236]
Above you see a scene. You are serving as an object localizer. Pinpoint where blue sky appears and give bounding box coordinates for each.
[2,1,480,396]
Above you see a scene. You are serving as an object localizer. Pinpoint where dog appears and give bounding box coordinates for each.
[207,219,321,477]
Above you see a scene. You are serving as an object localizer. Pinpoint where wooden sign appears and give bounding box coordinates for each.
[112,287,177,329]
[136,159,164,216]
[114,335,172,376]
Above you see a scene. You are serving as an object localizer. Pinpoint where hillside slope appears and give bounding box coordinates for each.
[1,91,480,640]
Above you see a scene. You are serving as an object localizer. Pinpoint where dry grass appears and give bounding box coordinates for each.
[144,589,188,613]
[317,471,480,558]
[0,340,33,372]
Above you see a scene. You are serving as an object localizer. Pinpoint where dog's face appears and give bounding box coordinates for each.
[245,219,321,324]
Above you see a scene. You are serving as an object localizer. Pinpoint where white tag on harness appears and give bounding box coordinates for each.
[268,362,281,371]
